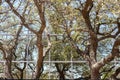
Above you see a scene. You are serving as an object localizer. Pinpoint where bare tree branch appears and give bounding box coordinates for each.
[5,0,37,34]
[96,38,120,69]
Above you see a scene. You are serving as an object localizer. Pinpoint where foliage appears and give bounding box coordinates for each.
[0,0,120,79]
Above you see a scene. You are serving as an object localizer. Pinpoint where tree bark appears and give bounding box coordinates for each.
[5,53,13,79]
[90,65,100,80]
[59,72,65,80]
[34,35,44,79]
[55,63,65,80]
[33,1,46,78]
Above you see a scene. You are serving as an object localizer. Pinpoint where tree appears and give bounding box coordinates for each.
[0,26,22,78]
[48,0,120,79]
[3,0,51,79]
[0,0,120,79]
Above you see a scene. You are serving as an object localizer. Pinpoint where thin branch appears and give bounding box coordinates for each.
[80,0,94,31]
[83,0,93,12]
[96,38,120,68]
[22,1,29,16]
[33,0,46,34]
[0,45,6,59]
[16,0,22,11]
[5,0,37,34]
[98,34,116,41]
[97,27,117,35]
[43,28,52,57]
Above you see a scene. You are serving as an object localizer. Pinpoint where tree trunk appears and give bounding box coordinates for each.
[34,35,44,79]
[5,53,13,79]
[90,64,100,80]
[59,71,65,80]
[55,63,65,80]
[20,71,23,79]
